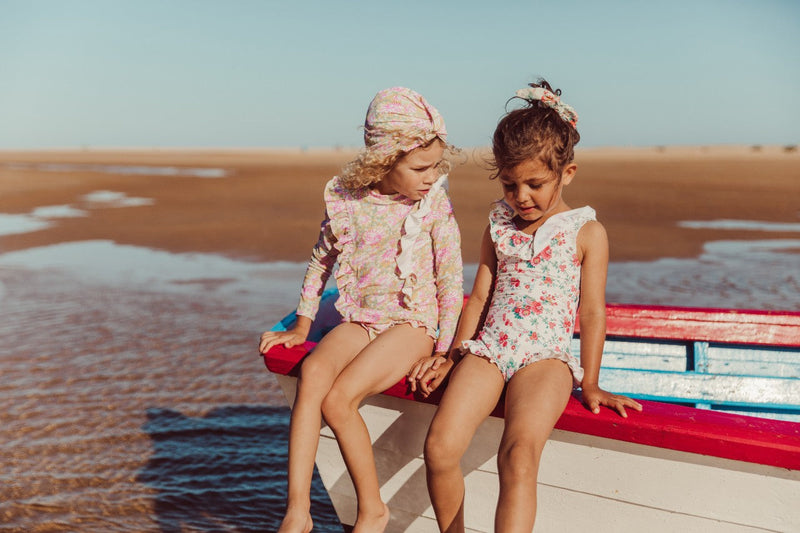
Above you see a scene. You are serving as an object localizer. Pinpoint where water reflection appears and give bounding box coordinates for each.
[138,406,340,532]
[1,237,798,310]
[607,239,800,310]
[0,213,52,236]
[0,191,155,236]
[0,237,796,530]
[678,219,800,232]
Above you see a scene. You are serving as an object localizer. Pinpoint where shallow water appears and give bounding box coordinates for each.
[0,238,798,531]
[608,238,800,310]
[0,192,156,237]
[1,162,229,178]
[0,250,342,532]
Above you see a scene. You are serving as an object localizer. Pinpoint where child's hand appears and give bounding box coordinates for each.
[260,316,311,355]
[580,383,643,418]
[259,328,308,354]
[408,353,453,397]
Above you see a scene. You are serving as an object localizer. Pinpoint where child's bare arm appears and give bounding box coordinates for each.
[454,226,497,348]
[576,221,608,389]
[577,221,642,417]
[411,226,497,396]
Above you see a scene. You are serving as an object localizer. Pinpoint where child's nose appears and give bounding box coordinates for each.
[423,169,438,184]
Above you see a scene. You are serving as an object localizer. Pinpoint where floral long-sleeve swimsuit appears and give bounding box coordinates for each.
[296,175,463,353]
[462,201,597,384]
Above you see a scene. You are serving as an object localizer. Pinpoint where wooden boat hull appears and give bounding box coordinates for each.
[264,292,800,532]
[273,373,800,532]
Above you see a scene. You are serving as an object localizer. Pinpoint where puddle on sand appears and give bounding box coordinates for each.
[0,191,154,236]
[0,213,52,236]
[80,190,154,207]
[2,162,229,178]
[679,219,800,232]
[0,237,797,311]
[607,239,800,310]
[0,240,308,311]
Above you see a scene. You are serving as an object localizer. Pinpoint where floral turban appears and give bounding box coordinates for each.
[363,87,447,156]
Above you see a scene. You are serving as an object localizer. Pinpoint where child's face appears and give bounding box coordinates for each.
[376,140,445,201]
[499,158,576,226]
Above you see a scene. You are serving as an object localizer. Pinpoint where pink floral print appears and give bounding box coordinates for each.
[296,176,463,353]
[461,201,596,383]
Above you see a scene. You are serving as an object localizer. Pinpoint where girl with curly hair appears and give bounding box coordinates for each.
[260,86,463,533]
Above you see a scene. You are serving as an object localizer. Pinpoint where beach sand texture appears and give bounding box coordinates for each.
[1,145,799,263]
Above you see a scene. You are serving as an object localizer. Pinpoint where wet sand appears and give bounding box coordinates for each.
[2,145,799,264]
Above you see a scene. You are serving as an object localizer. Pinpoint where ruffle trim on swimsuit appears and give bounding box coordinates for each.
[461,337,585,384]
[324,177,358,311]
[490,201,596,260]
[323,174,448,316]
[353,317,438,343]
[396,174,448,308]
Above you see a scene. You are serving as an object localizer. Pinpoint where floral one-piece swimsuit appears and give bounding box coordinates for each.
[461,201,596,383]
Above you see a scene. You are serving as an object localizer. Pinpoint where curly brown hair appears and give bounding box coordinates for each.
[338,136,457,191]
[489,79,580,181]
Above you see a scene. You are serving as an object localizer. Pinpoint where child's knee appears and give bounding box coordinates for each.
[320,387,356,427]
[299,355,329,383]
[497,439,542,479]
[424,427,462,471]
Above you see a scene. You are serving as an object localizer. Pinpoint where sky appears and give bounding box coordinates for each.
[1,0,798,149]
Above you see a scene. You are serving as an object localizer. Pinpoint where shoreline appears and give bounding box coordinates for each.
[1,146,798,264]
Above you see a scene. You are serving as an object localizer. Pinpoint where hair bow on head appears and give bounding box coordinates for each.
[515,86,578,128]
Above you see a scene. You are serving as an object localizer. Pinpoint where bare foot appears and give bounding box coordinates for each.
[352,502,390,533]
[277,509,313,533]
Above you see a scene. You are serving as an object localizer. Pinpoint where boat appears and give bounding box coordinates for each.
[263,289,800,532]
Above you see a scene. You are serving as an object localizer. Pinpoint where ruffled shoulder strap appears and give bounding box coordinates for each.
[488,200,516,236]
[489,203,597,259]
[489,200,534,258]
[532,206,596,255]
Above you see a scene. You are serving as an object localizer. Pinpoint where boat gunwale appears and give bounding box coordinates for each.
[265,341,800,471]
[264,298,800,471]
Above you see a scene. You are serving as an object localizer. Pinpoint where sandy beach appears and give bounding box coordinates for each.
[2,145,798,264]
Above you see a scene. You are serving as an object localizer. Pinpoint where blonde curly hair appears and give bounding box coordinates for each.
[338,135,457,191]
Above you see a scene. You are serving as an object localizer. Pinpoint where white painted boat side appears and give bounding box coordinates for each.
[275,375,800,533]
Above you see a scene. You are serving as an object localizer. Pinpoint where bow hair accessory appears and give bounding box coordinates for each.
[515,86,578,128]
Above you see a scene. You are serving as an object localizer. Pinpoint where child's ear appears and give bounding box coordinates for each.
[561,163,578,185]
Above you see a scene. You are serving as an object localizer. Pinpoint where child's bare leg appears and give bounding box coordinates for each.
[425,354,504,533]
[495,359,572,533]
[279,322,369,533]
[320,324,434,533]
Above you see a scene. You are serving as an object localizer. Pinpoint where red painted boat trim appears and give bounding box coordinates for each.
[598,303,800,347]
[265,343,800,471]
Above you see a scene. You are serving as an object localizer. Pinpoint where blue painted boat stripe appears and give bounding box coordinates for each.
[694,341,710,373]
[601,368,800,410]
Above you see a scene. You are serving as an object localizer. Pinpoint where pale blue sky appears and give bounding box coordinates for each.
[1,0,798,149]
